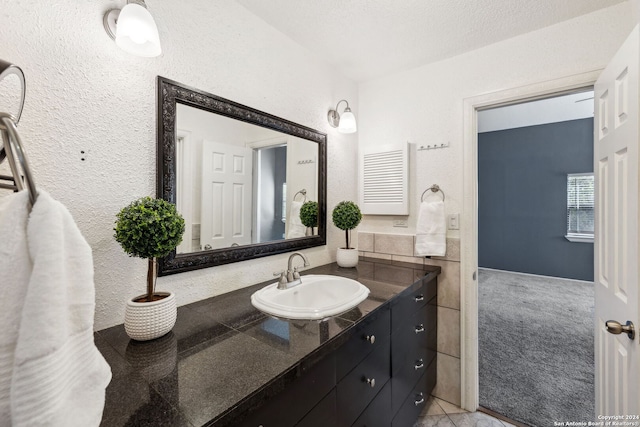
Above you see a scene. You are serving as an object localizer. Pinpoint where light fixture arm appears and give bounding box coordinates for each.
[334,99,350,113]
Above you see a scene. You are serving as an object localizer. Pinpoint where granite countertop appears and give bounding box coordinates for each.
[96,257,440,427]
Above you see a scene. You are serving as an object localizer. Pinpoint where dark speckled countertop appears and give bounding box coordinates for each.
[96,257,440,427]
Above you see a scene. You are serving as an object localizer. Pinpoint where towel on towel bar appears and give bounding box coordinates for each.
[0,191,31,424]
[0,190,111,427]
[286,200,306,239]
[414,199,447,257]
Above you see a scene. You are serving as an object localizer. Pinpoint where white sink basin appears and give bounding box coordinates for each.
[251,274,370,320]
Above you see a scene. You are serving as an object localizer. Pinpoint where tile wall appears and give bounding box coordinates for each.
[358,232,461,406]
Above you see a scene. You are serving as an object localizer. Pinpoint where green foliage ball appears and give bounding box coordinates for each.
[332,200,362,231]
[299,201,318,228]
[114,197,185,259]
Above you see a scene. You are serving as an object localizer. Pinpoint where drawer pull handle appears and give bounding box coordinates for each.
[414,392,425,406]
[414,359,424,370]
[366,378,376,388]
[365,334,376,344]
[415,324,425,334]
[415,295,424,302]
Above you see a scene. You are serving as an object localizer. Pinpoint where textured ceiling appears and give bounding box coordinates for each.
[237,0,626,82]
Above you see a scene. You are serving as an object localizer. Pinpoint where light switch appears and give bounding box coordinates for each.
[448,214,459,230]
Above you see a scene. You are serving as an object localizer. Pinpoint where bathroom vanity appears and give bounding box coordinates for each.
[97,257,439,426]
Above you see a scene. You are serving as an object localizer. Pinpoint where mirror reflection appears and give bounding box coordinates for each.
[175,103,319,254]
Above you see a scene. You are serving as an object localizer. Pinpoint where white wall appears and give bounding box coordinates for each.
[357,3,633,238]
[477,91,594,133]
[0,1,358,330]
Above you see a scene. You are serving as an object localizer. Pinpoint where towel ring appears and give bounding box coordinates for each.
[0,113,37,206]
[293,189,307,202]
[421,184,445,202]
[0,59,26,166]
[0,59,26,125]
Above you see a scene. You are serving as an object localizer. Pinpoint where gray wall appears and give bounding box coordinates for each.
[478,118,594,281]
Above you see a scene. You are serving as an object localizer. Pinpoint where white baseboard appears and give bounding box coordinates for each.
[478,267,593,285]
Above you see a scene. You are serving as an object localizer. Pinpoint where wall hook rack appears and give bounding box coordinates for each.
[417,142,450,151]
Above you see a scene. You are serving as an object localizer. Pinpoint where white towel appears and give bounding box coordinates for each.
[0,190,111,427]
[414,199,447,257]
[286,200,306,239]
[0,192,31,424]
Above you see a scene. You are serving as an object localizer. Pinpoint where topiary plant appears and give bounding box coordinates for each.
[299,201,318,230]
[332,200,362,249]
[115,197,185,303]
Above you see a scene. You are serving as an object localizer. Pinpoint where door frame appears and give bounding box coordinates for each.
[460,69,602,411]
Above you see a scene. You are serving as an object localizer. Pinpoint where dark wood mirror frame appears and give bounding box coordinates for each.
[156,76,327,276]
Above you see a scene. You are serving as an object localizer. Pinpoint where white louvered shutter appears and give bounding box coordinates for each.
[359,143,409,215]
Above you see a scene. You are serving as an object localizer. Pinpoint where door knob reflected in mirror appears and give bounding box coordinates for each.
[605,320,635,340]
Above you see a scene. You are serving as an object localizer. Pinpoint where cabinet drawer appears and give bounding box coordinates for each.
[351,380,391,427]
[337,306,390,380]
[337,339,390,427]
[392,307,427,368]
[239,353,335,427]
[390,277,436,333]
[391,358,436,427]
[296,389,336,427]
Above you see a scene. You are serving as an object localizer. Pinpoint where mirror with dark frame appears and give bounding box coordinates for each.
[156,76,327,276]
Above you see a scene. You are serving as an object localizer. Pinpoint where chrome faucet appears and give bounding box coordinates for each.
[273,252,310,289]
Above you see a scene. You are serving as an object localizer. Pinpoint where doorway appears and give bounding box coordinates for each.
[476,92,595,425]
[254,144,287,243]
[459,70,601,414]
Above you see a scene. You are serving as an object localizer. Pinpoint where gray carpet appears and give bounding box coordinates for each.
[478,269,594,427]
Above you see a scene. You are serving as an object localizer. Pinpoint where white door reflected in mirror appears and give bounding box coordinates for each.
[175,103,319,254]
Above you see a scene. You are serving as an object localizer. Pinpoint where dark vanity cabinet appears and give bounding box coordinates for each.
[389,274,437,426]
[238,274,437,427]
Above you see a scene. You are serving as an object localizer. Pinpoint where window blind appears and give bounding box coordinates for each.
[567,173,594,236]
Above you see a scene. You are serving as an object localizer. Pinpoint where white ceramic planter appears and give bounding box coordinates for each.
[336,247,359,268]
[125,291,177,341]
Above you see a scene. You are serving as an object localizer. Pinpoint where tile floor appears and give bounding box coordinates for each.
[414,396,517,427]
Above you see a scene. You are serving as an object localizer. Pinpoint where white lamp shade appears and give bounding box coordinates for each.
[115,3,161,57]
[338,110,357,134]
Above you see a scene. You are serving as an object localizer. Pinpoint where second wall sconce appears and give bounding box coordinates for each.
[104,0,162,57]
[327,99,357,134]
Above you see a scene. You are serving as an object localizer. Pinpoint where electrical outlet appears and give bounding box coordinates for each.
[448,214,459,230]
[393,219,408,228]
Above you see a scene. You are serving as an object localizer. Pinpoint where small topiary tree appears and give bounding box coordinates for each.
[332,200,362,249]
[115,197,185,303]
[299,201,318,233]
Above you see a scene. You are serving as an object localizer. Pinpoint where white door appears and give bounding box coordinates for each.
[200,140,253,250]
[594,25,639,416]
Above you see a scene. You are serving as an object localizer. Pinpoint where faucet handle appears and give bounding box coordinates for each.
[292,267,301,280]
[273,270,288,289]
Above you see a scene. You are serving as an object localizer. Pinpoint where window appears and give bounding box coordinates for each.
[566,173,594,243]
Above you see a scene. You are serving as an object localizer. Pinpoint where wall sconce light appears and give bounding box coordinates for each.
[327,100,357,134]
[104,0,162,57]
